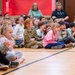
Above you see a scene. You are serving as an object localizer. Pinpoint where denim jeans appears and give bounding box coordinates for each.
[15,39,23,45]
[45,42,65,49]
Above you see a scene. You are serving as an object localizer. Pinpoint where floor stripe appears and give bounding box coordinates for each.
[2,48,72,75]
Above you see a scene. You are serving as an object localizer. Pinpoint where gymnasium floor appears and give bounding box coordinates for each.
[1,47,75,75]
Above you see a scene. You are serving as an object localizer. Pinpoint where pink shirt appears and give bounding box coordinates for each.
[43,30,58,47]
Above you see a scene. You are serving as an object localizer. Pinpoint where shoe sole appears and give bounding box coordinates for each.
[0,66,9,71]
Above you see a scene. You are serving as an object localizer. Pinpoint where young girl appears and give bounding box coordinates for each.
[13,17,24,47]
[0,42,19,70]
[33,18,40,29]
[0,25,25,63]
[24,18,43,49]
[43,22,65,49]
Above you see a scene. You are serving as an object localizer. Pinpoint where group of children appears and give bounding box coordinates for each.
[0,13,75,71]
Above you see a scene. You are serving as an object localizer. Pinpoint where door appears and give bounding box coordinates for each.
[66,0,75,22]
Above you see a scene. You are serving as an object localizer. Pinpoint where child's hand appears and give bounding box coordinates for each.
[14,36,19,40]
[30,38,35,41]
[3,41,10,47]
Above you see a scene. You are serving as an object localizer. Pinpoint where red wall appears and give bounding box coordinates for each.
[2,0,56,15]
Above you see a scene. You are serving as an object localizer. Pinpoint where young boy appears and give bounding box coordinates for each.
[57,21,75,45]
[67,22,75,37]
[36,22,46,40]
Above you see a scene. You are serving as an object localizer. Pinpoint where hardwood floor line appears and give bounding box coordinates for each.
[2,48,72,75]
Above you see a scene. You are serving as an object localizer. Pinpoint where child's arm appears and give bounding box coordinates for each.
[14,36,19,40]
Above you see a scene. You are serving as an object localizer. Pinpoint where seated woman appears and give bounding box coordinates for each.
[28,2,43,19]
[51,2,69,28]
[24,18,43,49]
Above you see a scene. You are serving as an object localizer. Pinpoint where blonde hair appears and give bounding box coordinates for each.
[1,25,12,35]
[51,22,60,30]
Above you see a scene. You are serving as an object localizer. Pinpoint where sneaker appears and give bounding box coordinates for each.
[31,45,38,49]
[0,64,9,71]
[51,45,62,49]
[9,62,19,68]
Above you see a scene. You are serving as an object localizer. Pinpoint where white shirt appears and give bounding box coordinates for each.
[36,29,44,38]
[13,24,24,39]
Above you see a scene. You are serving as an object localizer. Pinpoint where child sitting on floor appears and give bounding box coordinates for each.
[67,22,75,37]
[43,22,65,49]
[24,18,43,49]
[0,41,19,70]
[0,25,25,63]
[57,21,75,45]
[13,17,24,47]
[36,22,46,40]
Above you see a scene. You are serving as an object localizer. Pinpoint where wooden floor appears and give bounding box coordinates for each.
[1,47,75,75]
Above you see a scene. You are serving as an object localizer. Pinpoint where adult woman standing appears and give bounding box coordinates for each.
[28,2,43,19]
